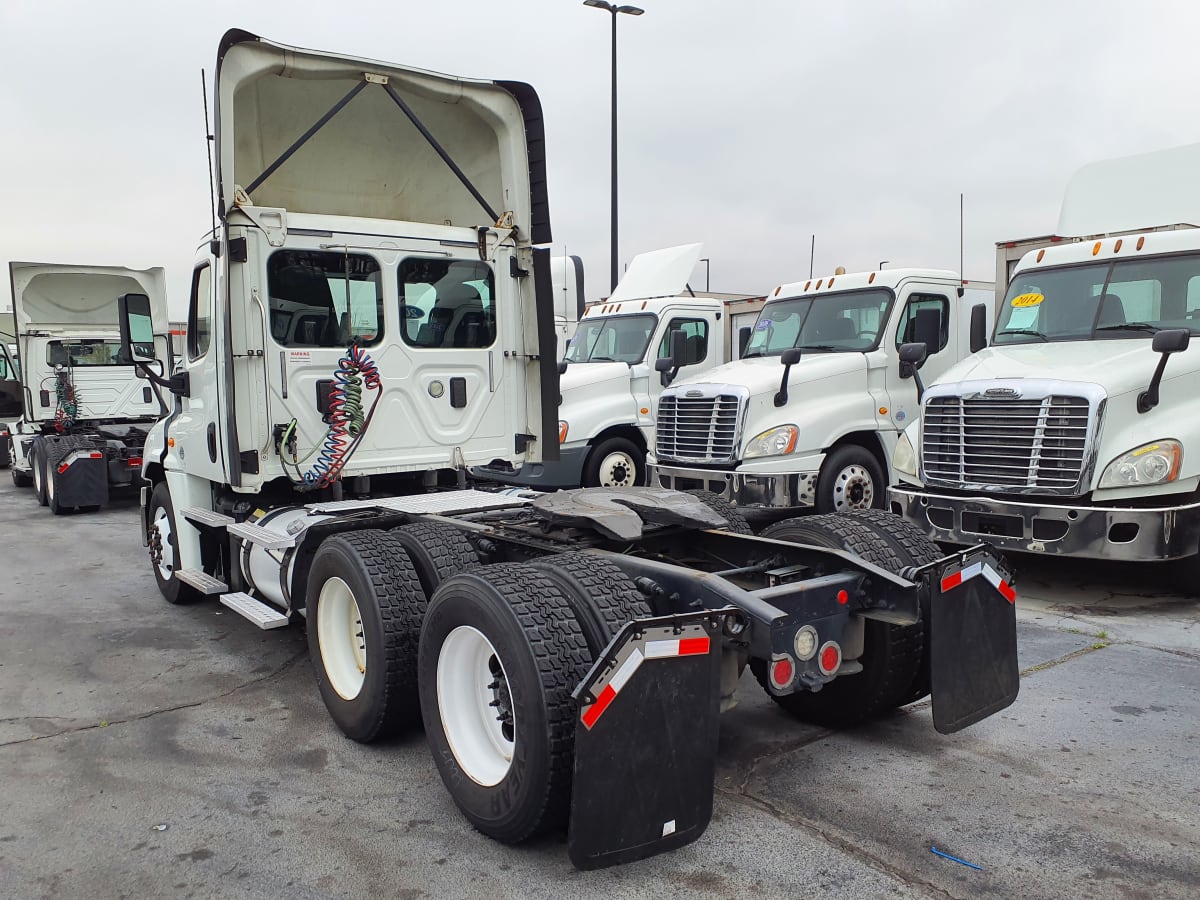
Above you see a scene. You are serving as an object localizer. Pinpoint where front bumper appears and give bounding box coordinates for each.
[889,485,1200,561]
[649,463,820,509]
[471,445,590,491]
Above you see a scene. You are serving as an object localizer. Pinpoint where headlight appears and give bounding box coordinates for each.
[1098,439,1182,488]
[893,431,917,478]
[743,425,798,459]
[558,421,568,443]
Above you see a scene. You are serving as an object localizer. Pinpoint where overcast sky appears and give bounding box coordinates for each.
[2,0,1198,317]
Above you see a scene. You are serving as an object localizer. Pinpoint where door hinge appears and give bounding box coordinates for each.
[514,433,536,453]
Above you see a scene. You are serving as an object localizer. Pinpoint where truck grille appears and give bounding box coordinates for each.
[922,393,1093,492]
[656,393,742,464]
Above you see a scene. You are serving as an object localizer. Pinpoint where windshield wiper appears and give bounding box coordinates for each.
[794,344,842,352]
[588,355,618,362]
[996,329,1049,342]
[1095,322,1161,334]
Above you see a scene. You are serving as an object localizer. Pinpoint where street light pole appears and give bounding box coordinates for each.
[584,1,644,292]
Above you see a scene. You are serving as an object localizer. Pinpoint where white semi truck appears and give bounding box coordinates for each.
[891,144,1200,585]
[122,28,1019,869]
[648,267,993,517]
[477,242,764,489]
[4,263,170,512]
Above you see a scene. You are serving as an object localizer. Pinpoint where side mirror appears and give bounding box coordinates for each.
[1138,328,1191,413]
[969,303,988,353]
[658,329,687,386]
[898,341,928,403]
[738,325,752,357]
[117,293,156,364]
[774,348,802,407]
[557,359,569,376]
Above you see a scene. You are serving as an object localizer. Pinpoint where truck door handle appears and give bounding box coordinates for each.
[207,423,217,463]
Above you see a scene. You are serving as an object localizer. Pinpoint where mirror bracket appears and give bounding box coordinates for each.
[774,348,802,407]
[1138,329,1191,413]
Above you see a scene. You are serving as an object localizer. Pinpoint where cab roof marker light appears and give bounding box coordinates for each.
[1137,236,1146,250]
[774,286,782,296]
[1036,249,1046,263]
[868,272,876,283]
[1092,241,1102,256]
[804,281,811,291]
[1114,238,1123,253]
[816,279,824,289]
[828,277,836,288]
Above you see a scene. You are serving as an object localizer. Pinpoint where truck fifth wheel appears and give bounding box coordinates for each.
[125,29,1021,869]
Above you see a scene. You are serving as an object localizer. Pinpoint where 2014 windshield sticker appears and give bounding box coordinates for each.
[1011,293,1044,308]
[755,319,773,330]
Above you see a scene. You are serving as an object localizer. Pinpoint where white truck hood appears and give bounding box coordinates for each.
[214,29,548,238]
[672,353,867,396]
[560,361,630,393]
[607,244,703,303]
[938,341,1188,398]
[8,262,168,334]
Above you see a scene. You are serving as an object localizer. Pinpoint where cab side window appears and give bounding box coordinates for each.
[657,317,709,366]
[188,265,212,360]
[896,293,949,353]
[399,258,495,349]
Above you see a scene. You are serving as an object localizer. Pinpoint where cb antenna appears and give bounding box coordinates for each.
[959,192,965,296]
[202,69,217,238]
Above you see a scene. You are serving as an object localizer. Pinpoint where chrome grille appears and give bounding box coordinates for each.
[922,394,1092,491]
[656,393,742,464]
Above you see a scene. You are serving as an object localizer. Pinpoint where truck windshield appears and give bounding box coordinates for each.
[743,289,893,357]
[45,339,142,366]
[564,314,657,363]
[995,253,1200,344]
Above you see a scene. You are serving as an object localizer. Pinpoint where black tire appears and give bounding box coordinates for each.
[528,552,653,656]
[147,481,197,605]
[815,444,886,514]
[684,488,753,534]
[419,564,591,843]
[46,444,71,516]
[306,531,426,743]
[0,434,9,468]
[32,443,48,506]
[388,522,479,599]
[582,436,644,488]
[750,514,924,727]
[836,509,944,703]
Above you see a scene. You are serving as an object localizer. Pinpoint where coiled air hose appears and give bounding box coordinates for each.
[52,368,80,433]
[291,345,382,490]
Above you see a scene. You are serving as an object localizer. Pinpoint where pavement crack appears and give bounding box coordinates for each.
[1019,642,1108,677]
[0,649,305,749]
[716,786,960,899]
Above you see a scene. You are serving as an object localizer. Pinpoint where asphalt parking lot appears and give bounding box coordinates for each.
[1,476,1198,899]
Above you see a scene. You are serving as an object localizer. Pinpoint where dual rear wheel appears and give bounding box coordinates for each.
[306,529,651,843]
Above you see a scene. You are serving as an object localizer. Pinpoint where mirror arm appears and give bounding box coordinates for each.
[135,361,190,397]
[899,361,926,404]
[774,363,794,407]
[1137,352,1174,414]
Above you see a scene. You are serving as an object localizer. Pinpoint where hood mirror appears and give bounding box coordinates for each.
[774,348,802,407]
[558,359,569,376]
[898,341,928,403]
[1138,328,1191,413]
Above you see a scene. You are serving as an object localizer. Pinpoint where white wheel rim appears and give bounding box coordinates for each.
[597,450,638,487]
[832,464,875,511]
[33,456,42,492]
[437,625,515,787]
[151,506,175,580]
[317,576,367,701]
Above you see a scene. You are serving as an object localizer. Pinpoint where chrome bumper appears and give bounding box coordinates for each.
[888,485,1200,561]
[649,463,819,509]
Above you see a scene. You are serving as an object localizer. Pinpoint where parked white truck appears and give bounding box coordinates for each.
[120,28,1019,870]
[648,267,992,516]
[4,263,170,512]
[477,242,764,489]
[891,144,1200,584]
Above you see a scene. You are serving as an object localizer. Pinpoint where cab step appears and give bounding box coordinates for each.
[227,520,296,551]
[181,507,235,529]
[175,568,228,595]
[220,592,290,630]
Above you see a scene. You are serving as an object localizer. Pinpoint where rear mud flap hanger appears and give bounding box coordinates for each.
[232,71,513,235]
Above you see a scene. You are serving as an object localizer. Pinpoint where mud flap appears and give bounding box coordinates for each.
[567,612,723,870]
[930,549,1019,734]
[53,449,109,509]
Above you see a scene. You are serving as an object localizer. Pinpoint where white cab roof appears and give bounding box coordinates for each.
[772,267,962,299]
